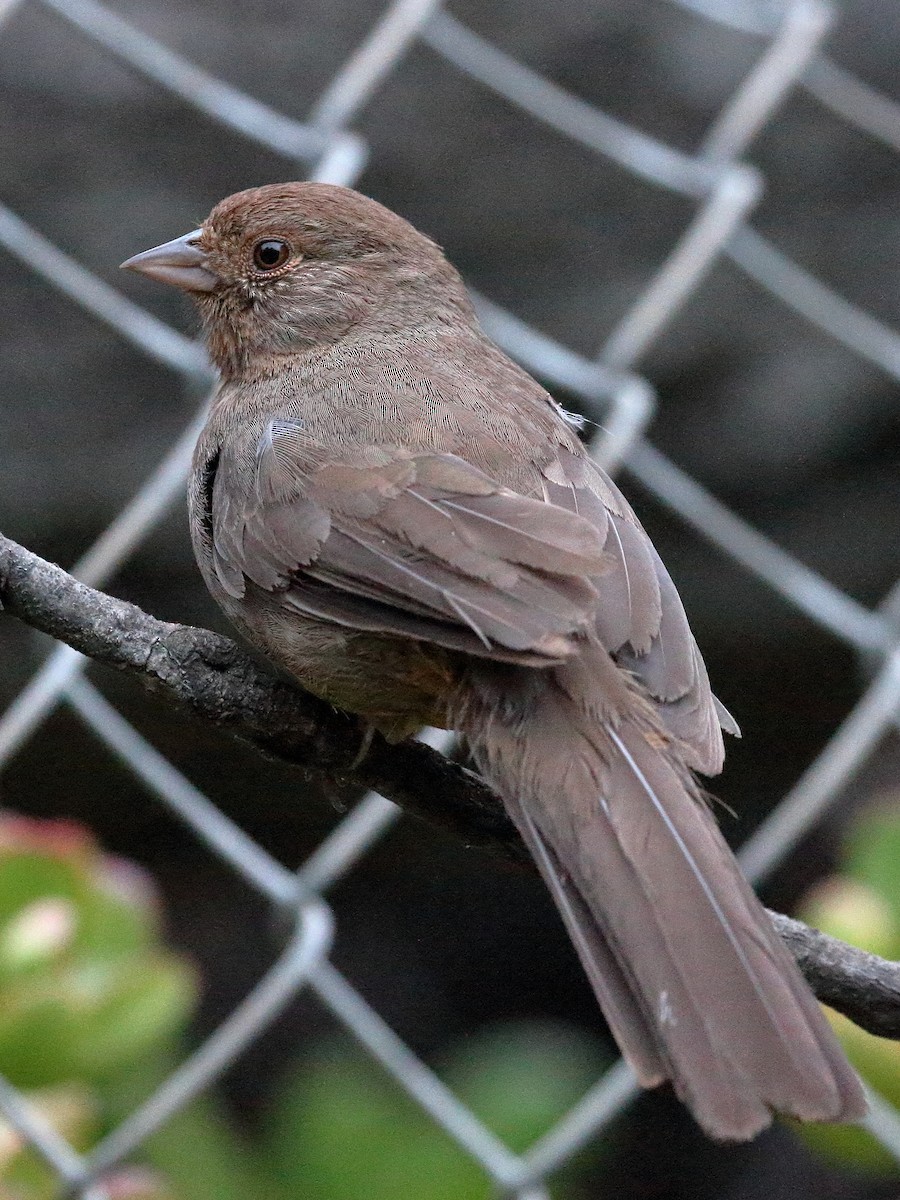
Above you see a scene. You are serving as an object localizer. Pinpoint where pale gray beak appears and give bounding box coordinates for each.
[120,229,219,292]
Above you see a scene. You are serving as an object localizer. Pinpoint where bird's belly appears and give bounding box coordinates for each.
[232,589,458,740]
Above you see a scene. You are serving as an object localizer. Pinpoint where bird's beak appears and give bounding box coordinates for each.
[120,229,219,292]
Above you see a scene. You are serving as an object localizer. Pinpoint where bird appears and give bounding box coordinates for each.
[122,182,866,1140]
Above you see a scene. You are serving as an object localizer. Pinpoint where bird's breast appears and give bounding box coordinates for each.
[212,334,584,498]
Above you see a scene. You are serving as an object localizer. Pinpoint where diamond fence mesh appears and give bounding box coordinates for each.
[1,0,900,1194]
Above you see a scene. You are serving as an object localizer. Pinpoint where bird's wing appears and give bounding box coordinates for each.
[540,445,735,774]
[206,418,608,667]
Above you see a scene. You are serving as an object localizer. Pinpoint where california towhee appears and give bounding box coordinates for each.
[123,183,865,1139]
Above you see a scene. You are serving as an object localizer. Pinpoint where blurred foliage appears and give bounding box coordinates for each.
[0,813,195,1198]
[266,1024,609,1199]
[6,792,900,1194]
[0,812,608,1198]
[796,796,900,1177]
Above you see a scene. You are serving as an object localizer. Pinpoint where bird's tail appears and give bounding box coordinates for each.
[458,645,866,1141]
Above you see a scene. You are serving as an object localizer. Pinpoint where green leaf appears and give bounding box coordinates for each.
[0,1084,98,1197]
[445,1022,607,1152]
[795,1009,900,1175]
[72,865,157,961]
[73,956,197,1081]
[799,877,900,962]
[267,1024,609,1200]
[797,1119,898,1178]
[0,981,82,1087]
[0,898,78,973]
[269,1047,487,1200]
[142,1091,272,1200]
[844,808,900,933]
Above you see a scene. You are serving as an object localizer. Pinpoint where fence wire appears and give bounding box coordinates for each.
[2,0,900,1194]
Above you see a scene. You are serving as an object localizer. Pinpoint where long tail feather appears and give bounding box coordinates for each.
[462,647,866,1141]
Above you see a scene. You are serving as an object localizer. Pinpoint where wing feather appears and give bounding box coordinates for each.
[541,447,730,774]
[210,425,609,665]
[209,418,732,771]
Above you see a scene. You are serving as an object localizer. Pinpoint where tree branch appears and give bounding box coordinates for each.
[0,533,519,861]
[770,910,900,1039]
[2,531,899,1040]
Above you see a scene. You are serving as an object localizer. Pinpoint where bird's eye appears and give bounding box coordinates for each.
[252,239,292,271]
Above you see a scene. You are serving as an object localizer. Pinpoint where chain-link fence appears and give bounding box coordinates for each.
[2,0,900,1194]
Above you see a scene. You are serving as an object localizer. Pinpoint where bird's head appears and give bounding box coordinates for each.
[122,182,469,378]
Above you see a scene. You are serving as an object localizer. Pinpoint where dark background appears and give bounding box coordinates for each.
[2,1,900,1196]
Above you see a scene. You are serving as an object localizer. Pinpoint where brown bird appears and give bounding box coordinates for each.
[123,182,865,1140]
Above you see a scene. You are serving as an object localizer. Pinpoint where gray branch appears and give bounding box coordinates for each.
[2,531,899,1040]
[771,910,900,1039]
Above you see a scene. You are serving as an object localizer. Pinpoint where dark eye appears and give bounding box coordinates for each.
[252,239,291,271]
